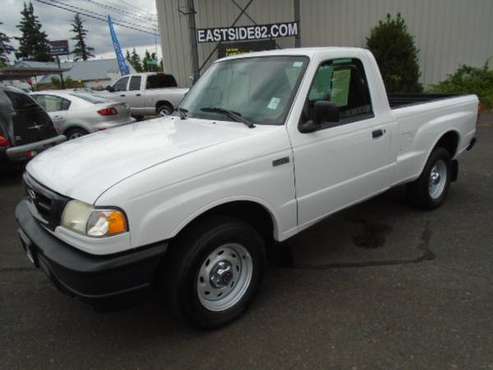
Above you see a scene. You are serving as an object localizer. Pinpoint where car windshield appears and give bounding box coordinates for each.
[179,56,309,125]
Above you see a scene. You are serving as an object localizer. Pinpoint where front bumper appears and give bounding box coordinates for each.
[15,200,167,302]
[6,135,66,160]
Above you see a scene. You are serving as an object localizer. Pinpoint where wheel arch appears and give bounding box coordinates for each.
[172,199,278,245]
[433,130,460,158]
[155,100,174,113]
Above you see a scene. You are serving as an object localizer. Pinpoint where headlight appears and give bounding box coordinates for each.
[61,200,128,237]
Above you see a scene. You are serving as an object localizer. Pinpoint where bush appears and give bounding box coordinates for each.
[429,64,493,109]
[366,13,422,93]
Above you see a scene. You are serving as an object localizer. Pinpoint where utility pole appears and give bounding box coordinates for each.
[55,55,65,89]
[186,0,200,83]
[294,0,301,47]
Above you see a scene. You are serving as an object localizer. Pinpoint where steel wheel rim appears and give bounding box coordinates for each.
[197,243,253,312]
[429,159,447,199]
[159,106,172,116]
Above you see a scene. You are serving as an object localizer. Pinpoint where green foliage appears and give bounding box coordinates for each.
[0,22,13,66]
[126,49,163,73]
[142,50,161,72]
[429,64,493,109]
[15,2,52,62]
[71,14,94,61]
[49,76,84,89]
[366,13,422,93]
[127,48,143,72]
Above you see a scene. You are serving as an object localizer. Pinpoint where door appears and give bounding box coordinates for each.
[125,75,145,114]
[111,76,130,102]
[291,58,393,226]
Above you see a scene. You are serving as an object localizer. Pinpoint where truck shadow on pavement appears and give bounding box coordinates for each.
[273,187,436,270]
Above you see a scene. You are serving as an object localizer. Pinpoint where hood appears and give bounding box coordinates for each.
[27,116,276,204]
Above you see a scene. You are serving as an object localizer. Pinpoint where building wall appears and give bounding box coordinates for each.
[156,0,493,87]
[155,0,296,87]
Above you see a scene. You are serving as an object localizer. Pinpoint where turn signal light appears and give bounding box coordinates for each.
[97,107,118,116]
[0,135,10,148]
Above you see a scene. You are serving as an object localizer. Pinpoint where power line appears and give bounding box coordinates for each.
[102,0,158,19]
[76,0,158,24]
[34,0,160,36]
[46,0,158,32]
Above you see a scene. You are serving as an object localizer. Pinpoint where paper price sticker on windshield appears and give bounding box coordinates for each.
[267,97,281,110]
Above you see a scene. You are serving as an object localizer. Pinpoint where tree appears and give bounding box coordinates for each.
[142,50,159,72]
[71,13,94,61]
[366,13,422,93]
[0,22,13,67]
[127,48,143,72]
[15,2,52,61]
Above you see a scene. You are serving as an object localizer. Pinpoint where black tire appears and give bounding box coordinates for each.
[163,215,266,329]
[407,147,451,209]
[65,127,88,140]
[157,103,173,116]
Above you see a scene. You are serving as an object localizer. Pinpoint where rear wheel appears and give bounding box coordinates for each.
[407,147,451,209]
[157,103,173,116]
[65,128,88,140]
[163,216,266,329]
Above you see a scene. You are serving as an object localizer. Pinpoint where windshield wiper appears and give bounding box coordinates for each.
[175,107,188,119]
[200,107,255,128]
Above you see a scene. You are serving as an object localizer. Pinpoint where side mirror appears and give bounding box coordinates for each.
[299,101,339,133]
[105,85,114,92]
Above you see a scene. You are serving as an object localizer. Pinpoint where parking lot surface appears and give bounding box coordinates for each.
[1,115,493,370]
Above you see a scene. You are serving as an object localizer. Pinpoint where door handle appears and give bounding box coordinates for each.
[120,94,126,97]
[136,93,142,97]
[372,129,385,139]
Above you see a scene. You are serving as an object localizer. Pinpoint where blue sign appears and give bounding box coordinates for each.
[108,16,130,76]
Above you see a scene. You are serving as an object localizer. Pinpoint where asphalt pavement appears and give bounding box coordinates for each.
[1,115,493,370]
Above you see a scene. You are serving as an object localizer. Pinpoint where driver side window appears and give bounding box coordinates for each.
[307,58,373,124]
[113,77,129,92]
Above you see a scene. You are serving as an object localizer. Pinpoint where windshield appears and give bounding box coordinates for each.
[179,56,309,125]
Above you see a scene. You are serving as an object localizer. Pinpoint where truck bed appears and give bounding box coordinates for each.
[389,94,461,109]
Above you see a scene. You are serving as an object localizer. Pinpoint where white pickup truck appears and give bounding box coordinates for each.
[16,48,478,328]
[102,72,189,118]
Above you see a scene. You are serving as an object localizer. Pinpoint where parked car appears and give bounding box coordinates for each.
[31,91,136,140]
[0,86,65,168]
[101,72,188,118]
[16,48,478,329]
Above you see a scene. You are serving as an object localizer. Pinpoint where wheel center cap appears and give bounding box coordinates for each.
[210,260,234,288]
[431,170,441,185]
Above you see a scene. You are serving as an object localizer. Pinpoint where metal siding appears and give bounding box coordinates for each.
[156,0,493,86]
[300,0,493,84]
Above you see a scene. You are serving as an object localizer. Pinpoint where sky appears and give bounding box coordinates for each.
[0,0,162,62]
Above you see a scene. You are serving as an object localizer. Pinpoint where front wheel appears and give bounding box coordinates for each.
[163,216,266,329]
[407,147,451,209]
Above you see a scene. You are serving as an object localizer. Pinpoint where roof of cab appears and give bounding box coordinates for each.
[218,47,369,62]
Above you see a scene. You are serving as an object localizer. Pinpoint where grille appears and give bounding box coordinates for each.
[23,173,69,230]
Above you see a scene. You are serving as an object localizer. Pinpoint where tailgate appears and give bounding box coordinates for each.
[13,105,58,146]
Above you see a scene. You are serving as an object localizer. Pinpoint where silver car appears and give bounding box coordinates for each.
[31,91,136,140]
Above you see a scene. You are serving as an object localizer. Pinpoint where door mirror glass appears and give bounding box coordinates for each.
[105,85,114,92]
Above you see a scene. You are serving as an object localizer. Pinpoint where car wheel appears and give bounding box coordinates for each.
[158,103,173,116]
[66,128,88,140]
[164,215,266,329]
[407,147,451,209]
